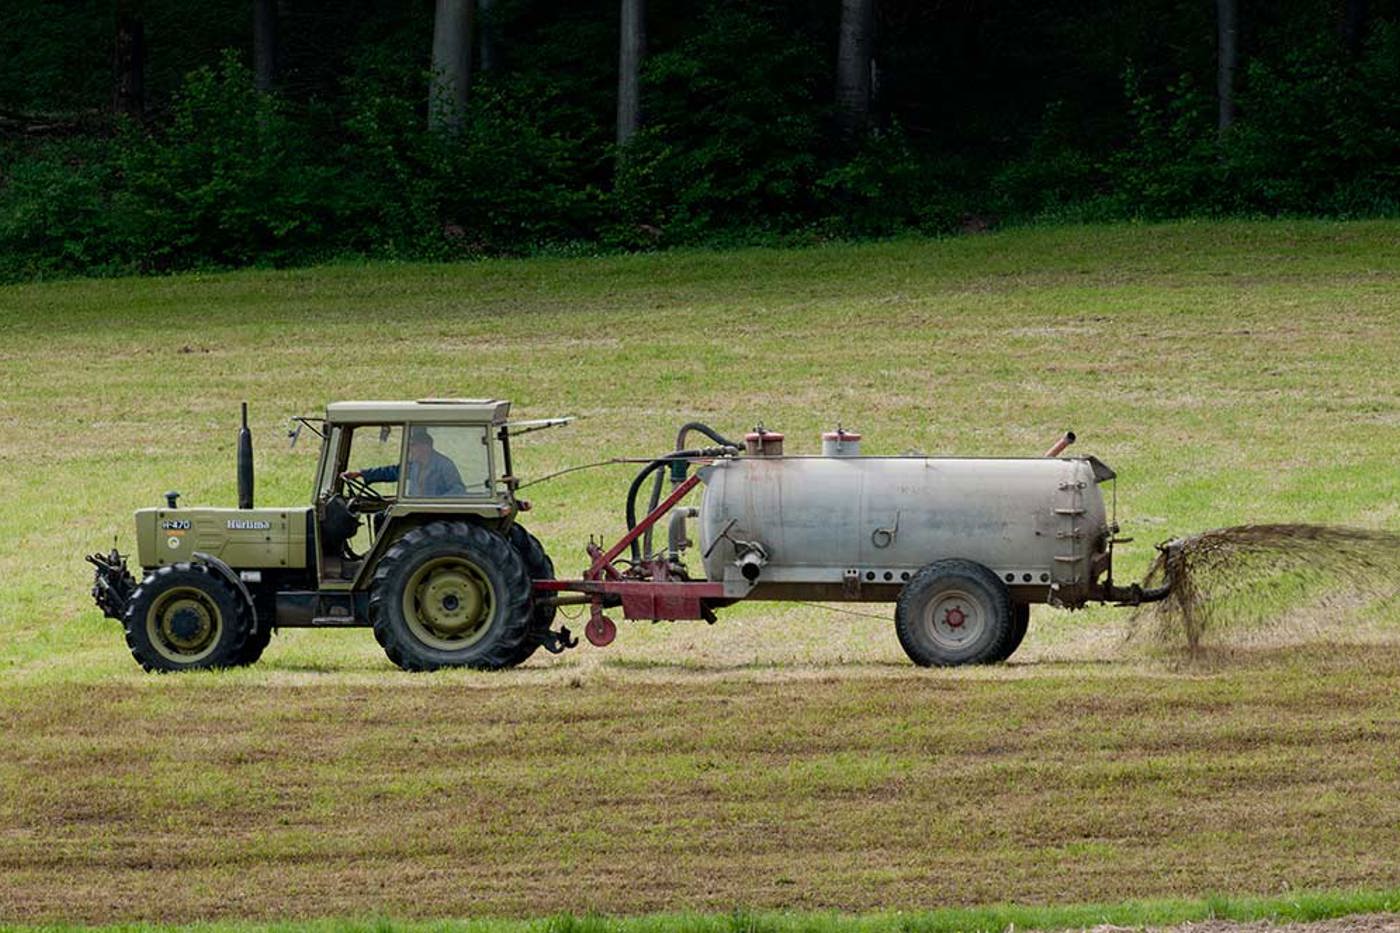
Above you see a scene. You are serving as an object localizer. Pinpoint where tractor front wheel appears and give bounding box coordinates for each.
[234,621,274,666]
[122,563,253,672]
[369,521,532,671]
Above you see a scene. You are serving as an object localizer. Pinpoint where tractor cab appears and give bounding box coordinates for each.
[311,399,520,588]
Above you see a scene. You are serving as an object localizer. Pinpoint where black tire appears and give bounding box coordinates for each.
[990,603,1031,662]
[234,621,274,666]
[369,520,532,671]
[122,563,253,672]
[505,523,557,665]
[894,559,1013,666]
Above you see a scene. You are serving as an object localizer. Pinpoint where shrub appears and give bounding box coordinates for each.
[816,125,976,236]
[611,2,824,245]
[112,51,340,271]
[0,138,121,280]
[1106,68,1225,218]
[1225,25,1400,214]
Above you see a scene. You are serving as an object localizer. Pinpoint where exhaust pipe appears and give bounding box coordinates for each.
[1043,430,1076,458]
[237,402,254,509]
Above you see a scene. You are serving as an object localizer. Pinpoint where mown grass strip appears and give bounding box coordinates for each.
[11,887,1400,932]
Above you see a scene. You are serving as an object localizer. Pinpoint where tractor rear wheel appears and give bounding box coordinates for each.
[505,524,557,665]
[369,521,532,671]
[895,559,1013,666]
[122,563,253,672]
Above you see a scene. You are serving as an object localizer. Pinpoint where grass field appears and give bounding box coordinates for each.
[1,220,1399,926]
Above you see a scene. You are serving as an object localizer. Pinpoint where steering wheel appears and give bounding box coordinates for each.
[341,473,387,511]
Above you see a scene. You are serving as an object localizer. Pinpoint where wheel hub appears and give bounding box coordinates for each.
[925,590,984,648]
[148,590,219,658]
[417,569,483,635]
[402,556,496,650]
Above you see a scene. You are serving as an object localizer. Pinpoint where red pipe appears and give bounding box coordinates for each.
[589,473,703,576]
[1043,431,1076,457]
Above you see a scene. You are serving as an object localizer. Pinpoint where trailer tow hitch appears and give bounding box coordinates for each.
[539,625,579,654]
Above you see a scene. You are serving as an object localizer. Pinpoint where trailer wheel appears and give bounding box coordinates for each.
[895,559,1013,666]
[122,563,253,672]
[990,603,1030,662]
[369,521,532,671]
[505,524,557,665]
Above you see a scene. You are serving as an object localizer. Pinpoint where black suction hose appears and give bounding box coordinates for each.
[640,422,741,557]
[627,449,708,563]
[674,422,739,451]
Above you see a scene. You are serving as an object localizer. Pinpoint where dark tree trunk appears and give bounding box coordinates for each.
[835,0,875,142]
[429,0,474,135]
[1341,0,1369,56]
[253,0,278,92]
[478,0,497,73]
[617,0,645,147]
[113,7,145,121]
[1216,0,1237,134]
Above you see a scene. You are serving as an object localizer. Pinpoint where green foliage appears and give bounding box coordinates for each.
[815,126,973,236]
[1225,25,1400,215]
[339,72,604,258]
[428,90,605,253]
[612,2,823,245]
[3,1,1400,280]
[0,138,120,280]
[989,102,1106,221]
[1107,68,1225,218]
[111,52,340,271]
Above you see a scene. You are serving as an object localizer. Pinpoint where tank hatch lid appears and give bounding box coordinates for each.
[1085,456,1116,483]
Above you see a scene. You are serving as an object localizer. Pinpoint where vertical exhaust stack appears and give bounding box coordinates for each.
[237,402,254,509]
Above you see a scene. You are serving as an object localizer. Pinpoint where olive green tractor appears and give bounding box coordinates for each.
[89,400,576,672]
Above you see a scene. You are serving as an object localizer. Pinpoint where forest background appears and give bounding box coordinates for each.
[0,0,1396,281]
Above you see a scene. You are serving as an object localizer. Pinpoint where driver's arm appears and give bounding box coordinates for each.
[347,464,399,485]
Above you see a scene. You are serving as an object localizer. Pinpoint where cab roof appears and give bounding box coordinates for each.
[325,399,511,425]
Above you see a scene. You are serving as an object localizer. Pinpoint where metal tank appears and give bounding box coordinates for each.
[696,455,1113,608]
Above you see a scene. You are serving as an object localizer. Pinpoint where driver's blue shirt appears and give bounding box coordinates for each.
[360,451,467,497]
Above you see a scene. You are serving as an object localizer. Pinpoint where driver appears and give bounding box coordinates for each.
[341,427,467,497]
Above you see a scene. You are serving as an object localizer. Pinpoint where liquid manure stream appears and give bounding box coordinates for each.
[1129,524,1400,655]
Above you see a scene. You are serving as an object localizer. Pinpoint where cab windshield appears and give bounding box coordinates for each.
[341,423,492,499]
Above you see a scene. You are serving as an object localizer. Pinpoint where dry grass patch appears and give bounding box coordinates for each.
[3,647,1400,924]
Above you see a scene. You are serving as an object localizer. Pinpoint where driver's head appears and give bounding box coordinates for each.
[408,427,434,462]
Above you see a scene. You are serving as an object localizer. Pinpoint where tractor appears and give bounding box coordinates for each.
[90,399,575,672]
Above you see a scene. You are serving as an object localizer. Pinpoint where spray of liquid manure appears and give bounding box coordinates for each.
[1130,524,1400,656]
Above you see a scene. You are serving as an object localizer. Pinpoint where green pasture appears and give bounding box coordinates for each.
[1,220,1398,924]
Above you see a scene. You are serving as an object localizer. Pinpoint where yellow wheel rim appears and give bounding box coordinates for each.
[402,556,495,651]
[146,586,222,663]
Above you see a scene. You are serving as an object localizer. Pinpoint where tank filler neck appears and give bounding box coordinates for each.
[745,424,784,457]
